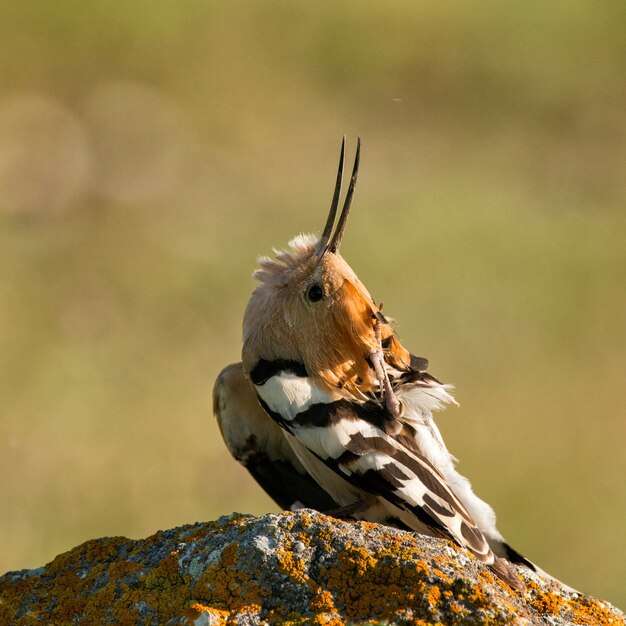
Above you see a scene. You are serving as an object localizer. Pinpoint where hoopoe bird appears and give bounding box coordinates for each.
[214,138,564,592]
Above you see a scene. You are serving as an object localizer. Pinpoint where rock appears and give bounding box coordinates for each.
[0,510,623,625]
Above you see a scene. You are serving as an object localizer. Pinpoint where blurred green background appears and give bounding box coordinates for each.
[1,0,625,609]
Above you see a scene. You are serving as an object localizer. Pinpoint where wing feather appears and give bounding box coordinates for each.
[254,373,493,563]
[213,363,338,512]
[236,359,524,590]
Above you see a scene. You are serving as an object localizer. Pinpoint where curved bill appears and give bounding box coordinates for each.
[318,136,345,253]
[329,136,360,254]
[317,136,361,259]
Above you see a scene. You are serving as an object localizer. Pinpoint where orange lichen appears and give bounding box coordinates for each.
[566,596,625,625]
[219,542,239,569]
[299,511,313,528]
[309,589,337,614]
[521,580,625,625]
[1,513,624,626]
[186,602,230,625]
[191,539,265,614]
[532,587,567,615]
[276,544,309,585]
[314,538,494,625]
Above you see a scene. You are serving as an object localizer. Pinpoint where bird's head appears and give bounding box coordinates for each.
[242,139,411,396]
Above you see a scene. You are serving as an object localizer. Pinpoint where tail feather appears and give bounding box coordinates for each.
[490,557,526,593]
[492,541,580,595]
[497,541,536,571]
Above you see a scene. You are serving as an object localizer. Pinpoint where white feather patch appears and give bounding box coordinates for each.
[255,373,334,420]
[398,383,458,420]
[394,478,431,507]
[340,451,391,474]
[291,420,382,460]
[283,432,364,507]
[397,381,502,542]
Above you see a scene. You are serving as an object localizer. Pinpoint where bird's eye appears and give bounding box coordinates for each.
[306,284,324,303]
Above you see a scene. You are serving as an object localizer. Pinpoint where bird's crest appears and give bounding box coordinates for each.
[243,138,411,398]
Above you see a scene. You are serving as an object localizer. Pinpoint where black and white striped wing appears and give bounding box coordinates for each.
[213,362,338,512]
[251,366,493,564]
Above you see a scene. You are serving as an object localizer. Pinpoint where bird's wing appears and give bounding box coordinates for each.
[213,362,338,512]
[252,366,494,564]
[240,359,524,590]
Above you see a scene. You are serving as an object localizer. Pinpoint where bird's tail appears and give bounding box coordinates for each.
[493,540,580,595]
[489,556,526,593]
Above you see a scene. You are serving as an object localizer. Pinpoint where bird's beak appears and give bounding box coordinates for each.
[317,137,361,259]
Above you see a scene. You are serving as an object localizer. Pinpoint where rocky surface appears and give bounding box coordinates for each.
[0,510,623,625]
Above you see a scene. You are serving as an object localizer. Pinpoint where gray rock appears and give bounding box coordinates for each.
[0,510,623,625]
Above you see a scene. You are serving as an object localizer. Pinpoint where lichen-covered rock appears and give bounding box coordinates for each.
[0,510,623,625]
